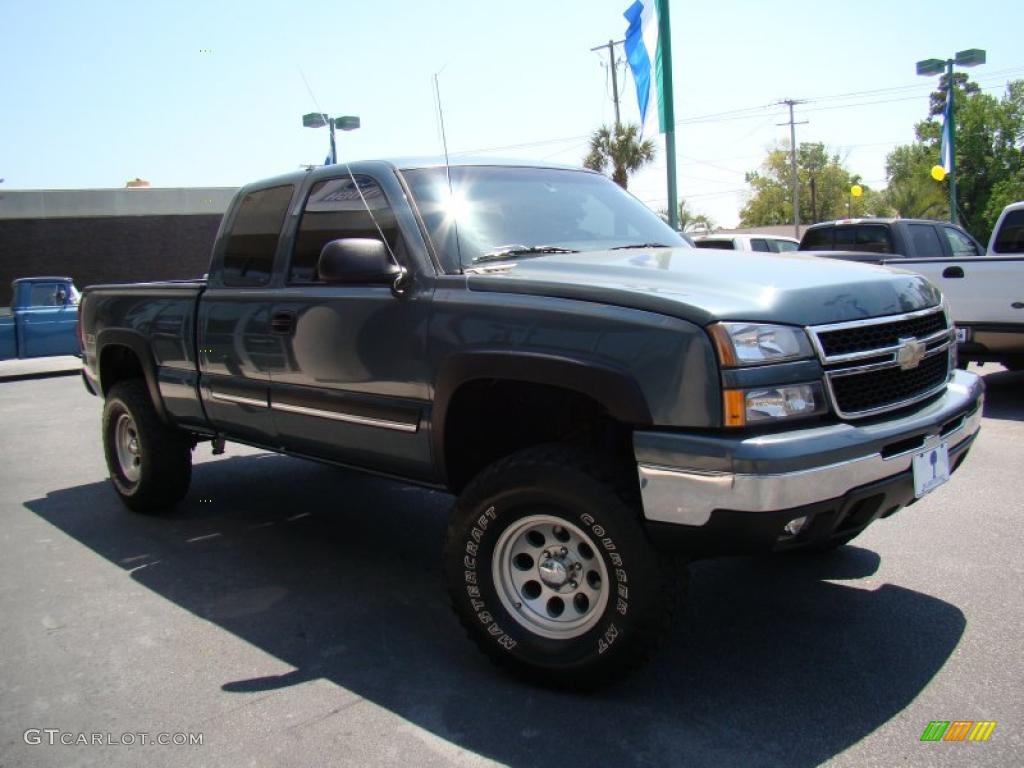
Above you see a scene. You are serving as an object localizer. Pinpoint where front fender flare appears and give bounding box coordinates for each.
[431,349,651,484]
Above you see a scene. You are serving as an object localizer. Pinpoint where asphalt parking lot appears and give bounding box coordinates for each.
[1,365,1021,767]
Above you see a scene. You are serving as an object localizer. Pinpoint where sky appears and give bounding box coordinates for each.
[1,0,1021,227]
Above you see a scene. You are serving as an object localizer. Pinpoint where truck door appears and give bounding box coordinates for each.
[197,184,295,446]
[267,173,434,481]
[18,280,80,358]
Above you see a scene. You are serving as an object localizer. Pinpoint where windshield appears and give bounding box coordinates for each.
[401,165,689,272]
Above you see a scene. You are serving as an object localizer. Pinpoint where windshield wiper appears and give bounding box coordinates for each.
[472,245,580,264]
[609,242,672,250]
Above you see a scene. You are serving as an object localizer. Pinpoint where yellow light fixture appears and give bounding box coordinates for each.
[850,185,863,198]
[931,165,947,182]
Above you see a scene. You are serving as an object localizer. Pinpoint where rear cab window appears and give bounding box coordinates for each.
[221,185,295,286]
[907,223,944,257]
[852,225,894,254]
[749,238,771,252]
[991,210,1024,254]
[695,239,736,250]
[800,227,833,250]
[287,175,400,283]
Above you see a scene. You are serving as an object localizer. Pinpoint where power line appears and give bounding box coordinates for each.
[448,68,1024,159]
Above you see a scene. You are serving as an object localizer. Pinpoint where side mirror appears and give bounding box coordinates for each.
[317,238,402,285]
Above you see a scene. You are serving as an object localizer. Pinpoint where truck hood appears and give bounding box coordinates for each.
[465,247,942,327]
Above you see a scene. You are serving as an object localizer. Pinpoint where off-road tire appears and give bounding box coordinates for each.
[444,444,681,689]
[102,379,192,513]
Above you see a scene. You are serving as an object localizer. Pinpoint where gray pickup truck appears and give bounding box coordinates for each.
[79,159,984,686]
[799,218,1024,368]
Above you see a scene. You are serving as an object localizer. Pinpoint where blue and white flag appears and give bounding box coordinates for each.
[624,0,664,137]
[938,88,952,173]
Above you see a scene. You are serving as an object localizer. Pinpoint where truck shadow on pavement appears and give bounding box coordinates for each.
[25,455,966,768]
[978,367,1024,422]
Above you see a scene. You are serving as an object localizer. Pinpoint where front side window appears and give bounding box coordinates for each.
[402,166,688,272]
[773,239,798,252]
[28,282,63,306]
[221,185,294,286]
[288,176,400,283]
[943,226,980,257]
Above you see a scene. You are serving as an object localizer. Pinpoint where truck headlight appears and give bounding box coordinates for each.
[723,383,827,427]
[708,322,813,366]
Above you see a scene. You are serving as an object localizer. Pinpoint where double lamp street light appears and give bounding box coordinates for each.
[915,48,986,225]
[302,112,361,165]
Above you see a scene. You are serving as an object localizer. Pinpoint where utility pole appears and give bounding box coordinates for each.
[590,39,625,129]
[778,99,808,240]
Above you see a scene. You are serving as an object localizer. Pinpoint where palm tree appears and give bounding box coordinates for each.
[583,123,656,190]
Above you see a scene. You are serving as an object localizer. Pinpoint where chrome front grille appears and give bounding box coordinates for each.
[809,307,954,419]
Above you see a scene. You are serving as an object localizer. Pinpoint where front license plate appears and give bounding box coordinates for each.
[913,443,950,498]
[955,327,971,342]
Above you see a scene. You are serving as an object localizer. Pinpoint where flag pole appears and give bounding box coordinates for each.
[945,58,957,225]
[657,0,678,230]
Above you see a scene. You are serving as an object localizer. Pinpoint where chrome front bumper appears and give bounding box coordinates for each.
[635,371,984,528]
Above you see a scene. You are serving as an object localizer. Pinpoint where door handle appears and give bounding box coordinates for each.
[942,266,965,278]
[270,311,297,334]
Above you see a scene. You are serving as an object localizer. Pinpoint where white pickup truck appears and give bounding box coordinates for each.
[799,216,1024,370]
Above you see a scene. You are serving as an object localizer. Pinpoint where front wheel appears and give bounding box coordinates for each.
[102,379,192,513]
[444,445,680,688]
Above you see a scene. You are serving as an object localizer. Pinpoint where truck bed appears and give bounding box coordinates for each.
[80,278,208,426]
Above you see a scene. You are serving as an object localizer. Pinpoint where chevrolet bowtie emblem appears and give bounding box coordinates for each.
[896,337,926,370]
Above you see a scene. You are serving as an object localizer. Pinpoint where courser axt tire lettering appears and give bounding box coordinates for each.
[444,444,681,688]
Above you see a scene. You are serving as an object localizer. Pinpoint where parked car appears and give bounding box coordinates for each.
[79,160,982,686]
[693,233,799,252]
[0,277,81,360]
[799,218,1023,369]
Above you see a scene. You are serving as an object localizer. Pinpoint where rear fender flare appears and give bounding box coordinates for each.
[96,329,169,424]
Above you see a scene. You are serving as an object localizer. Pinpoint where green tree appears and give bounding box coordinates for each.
[883,144,948,219]
[739,142,888,227]
[583,123,656,190]
[658,199,716,232]
[885,77,1024,242]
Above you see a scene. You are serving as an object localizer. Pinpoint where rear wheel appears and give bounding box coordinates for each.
[445,445,680,688]
[102,379,192,513]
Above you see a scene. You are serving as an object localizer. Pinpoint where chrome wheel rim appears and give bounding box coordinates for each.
[114,413,142,483]
[492,514,610,640]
